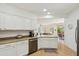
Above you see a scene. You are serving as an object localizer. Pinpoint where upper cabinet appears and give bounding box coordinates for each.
[4,15,18,29]
[30,19,38,31]
[0,13,35,30]
[0,13,6,30]
[0,4,37,30]
[22,18,32,30]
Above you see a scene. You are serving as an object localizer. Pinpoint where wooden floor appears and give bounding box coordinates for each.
[30,40,77,56]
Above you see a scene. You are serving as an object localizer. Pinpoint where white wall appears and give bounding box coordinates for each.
[0,4,37,38]
[64,8,79,51]
[0,30,29,38]
[37,18,64,34]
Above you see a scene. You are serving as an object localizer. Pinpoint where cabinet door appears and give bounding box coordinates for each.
[38,38,44,49]
[19,18,30,30]
[24,19,31,30]
[43,38,58,48]
[15,18,32,30]
[14,17,22,29]
[0,13,6,29]
[0,12,32,30]
[4,15,15,29]
[16,40,28,56]
[0,43,17,56]
[30,19,38,30]
[20,18,25,29]
[38,38,58,49]
[38,38,49,49]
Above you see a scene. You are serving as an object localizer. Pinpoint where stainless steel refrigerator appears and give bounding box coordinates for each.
[77,20,79,56]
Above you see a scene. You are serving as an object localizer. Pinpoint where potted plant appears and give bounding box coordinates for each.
[57,26,62,37]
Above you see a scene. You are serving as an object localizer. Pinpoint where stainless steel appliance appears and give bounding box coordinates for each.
[28,38,38,54]
[77,20,79,56]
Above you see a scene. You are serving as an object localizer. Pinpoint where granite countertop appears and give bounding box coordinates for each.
[0,34,58,45]
[0,37,37,45]
[37,35,58,38]
[38,36,58,38]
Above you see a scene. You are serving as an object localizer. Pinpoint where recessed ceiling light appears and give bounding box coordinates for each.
[47,12,51,15]
[43,8,47,12]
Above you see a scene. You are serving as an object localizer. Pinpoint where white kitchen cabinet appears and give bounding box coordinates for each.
[0,43,17,56]
[15,18,32,30]
[4,15,17,29]
[0,13,6,29]
[12,16,23,29]
[0,40,29,56]
[30,19,38,30]
[16,40,28,56]
[38,38,58,49]
[0,13,17,30]
[0,12,32,30]
[19,18,26,29]
[24,19,32,30]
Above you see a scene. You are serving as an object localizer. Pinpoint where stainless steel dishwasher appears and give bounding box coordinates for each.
[28,38,38,54]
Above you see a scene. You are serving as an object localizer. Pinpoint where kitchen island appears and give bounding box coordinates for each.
[38,35,58,50]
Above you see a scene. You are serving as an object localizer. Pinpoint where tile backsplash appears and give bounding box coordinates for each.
[0,30,29,38]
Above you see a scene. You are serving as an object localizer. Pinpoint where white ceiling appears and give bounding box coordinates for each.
[9,3,79,18]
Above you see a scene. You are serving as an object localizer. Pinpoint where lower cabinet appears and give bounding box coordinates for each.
[38,38,58,49]
[0,43,17,56]
[16,40,28,56]
[0,40,29,56]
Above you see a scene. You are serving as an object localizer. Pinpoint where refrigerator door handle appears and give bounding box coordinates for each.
[75,27,77,44]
